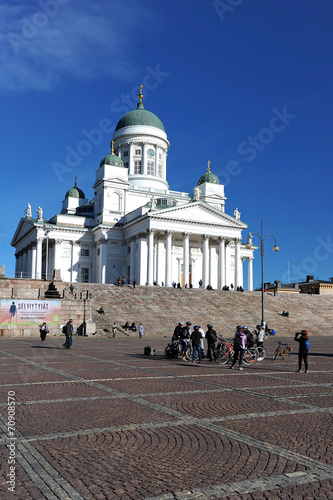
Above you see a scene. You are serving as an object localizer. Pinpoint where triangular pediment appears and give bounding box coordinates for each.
[149,201,247,228]
[11,218,37,246]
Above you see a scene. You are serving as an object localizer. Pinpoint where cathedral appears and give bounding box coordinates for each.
[11,86,254,289]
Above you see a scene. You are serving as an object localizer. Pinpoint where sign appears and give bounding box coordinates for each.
[0,300,61,325]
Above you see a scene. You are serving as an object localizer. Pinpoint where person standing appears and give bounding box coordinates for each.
[39,322,49,342]
[295,330,310,373]
[64,319,74,349]
[230,326,247,370]
[133,279,136,289]
[111,322,117,338]
[138,323,144,338]
[205,324,217,362]
[190,325,202,363]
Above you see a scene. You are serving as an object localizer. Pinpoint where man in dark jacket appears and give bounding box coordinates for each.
[64,319,74,349]
[172,322,184,342]
[294,330,309,373]
[205,324,217,361]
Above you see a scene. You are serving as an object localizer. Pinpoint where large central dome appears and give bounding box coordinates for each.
[115,102,165,132]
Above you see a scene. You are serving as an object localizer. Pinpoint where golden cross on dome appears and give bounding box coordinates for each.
[110,140,114,154]
[138,84,144,103]
[207,160,211,173]
[74,176,77,187]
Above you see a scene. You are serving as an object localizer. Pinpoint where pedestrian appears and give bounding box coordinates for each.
[294,330,310,373]
[111,322,117,338]
[230,325,247,370]
[131,322,137,332]
[256,325,265,347]
[138,323,144,338]
[205,324,217,362]
[64,319,74,349]
[181,321,192,360]
[199,279,203,288]
[190,325,202,363]
[172,322,184,342]
[39,322,49,342]
[133,279,136,289]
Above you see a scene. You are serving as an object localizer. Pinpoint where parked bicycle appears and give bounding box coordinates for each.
[216,337,257,366]
[165,339,197,360]
[272,341,293,360]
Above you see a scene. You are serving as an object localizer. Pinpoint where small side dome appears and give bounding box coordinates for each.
[99,140,124,168]
[65,178,85,199]
[198,161,220,186]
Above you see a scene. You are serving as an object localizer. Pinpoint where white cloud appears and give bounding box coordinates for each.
[0,0,153,92]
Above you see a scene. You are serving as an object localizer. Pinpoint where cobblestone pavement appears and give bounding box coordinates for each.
[1,335,333,499]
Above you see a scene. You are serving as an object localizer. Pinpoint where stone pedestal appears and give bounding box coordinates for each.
[85,322,96,336]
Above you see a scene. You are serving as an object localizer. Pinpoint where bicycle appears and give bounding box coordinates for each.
[254,344,266,361]
[165,339,198,361]
[216,337,257,366]
[272,341,293,360]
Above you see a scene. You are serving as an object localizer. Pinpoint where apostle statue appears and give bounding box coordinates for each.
[37,206,43,220]
[150,196,157,210]
[234,207,241,220]
[193,185,200,201]
[25,203,32,218]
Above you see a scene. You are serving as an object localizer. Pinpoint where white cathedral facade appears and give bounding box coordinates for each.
[11,86,255,290]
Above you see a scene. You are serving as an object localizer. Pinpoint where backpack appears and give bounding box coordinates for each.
[246,331,254,348]
[234,333,243,349]
[191,330,201,345]
[304,340,310,350]
[62,325,67,334]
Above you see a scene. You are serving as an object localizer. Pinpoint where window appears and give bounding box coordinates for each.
[158,163,163,177]
[97,248,100,256]
[147,161,154,175]
[80,248,89,257]
[123,151,128,157]
[134,160,142,174]
[135,148,141,155]
[81,268,89,283]
[124,162,129,168]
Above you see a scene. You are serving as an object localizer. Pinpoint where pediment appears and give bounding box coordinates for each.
[11,218,36,246]
[150,202,246,228]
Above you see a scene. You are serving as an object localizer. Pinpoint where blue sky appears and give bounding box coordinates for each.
[1,0,332,288]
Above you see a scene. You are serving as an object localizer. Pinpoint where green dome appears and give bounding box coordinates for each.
[198,164,220,186]
[99,153,124,168]
[65,179,85,199]
[115,102,165,132]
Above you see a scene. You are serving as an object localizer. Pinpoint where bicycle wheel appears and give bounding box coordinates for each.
[256,347,266,361]
[272,349,279,361]
[165,345,177,359]
[217,349,232,365]
[243,349,257,365]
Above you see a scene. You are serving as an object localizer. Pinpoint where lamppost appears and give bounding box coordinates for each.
[245,219,279,331]
[88,293,93,323]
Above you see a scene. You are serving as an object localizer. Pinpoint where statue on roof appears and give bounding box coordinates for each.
[37,206,43,221]
[193,185,200,201]
[150,195,157,210]
[25,203,32,218]
[234,207,241,220]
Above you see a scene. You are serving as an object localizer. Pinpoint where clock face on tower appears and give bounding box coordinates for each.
[147,149,155,157]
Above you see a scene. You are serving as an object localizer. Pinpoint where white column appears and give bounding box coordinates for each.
[99,239,108,284]
[165,230,173,287]
[202,234,210,288]
[36,238,43,279]
[147,229,155,286]
[130,238,136,283]
[156,235,165,285]
[218,237,226,289]
[22,249,28,278]
[54,240,63,275]
[209,244,218,289]
[142,141,147,175]
[248,256,253,291]
[137,233,148,285]
[129,142,133,174]
[177,258,182,284]
[183,232,190,287]
[234,238,241,289]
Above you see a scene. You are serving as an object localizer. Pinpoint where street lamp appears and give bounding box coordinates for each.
[245,219,279,331]
[88,293,93,323]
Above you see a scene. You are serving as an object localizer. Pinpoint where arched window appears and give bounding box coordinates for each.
[111,192,121,212]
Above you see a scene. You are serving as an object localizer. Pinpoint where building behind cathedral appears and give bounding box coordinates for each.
[11,86,254,289]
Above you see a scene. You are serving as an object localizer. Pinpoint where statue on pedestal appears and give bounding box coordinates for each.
[37,206,43,220]
[193,185,200,201]
[150,196,157,210]
[234,207,241,220]
[25,203,32,218]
